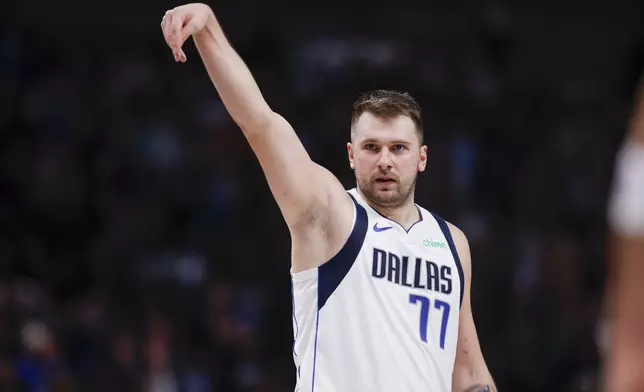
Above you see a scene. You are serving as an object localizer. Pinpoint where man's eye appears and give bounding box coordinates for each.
[393,144,406,151]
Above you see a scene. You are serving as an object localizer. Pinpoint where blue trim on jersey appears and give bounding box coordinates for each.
[290,279,299,358]
[317,193,369,310]
[431,213,465,308]
[312,311,319,392]
[311,193,368,391]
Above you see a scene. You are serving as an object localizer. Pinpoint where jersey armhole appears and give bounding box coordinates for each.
[316,192,369,310]
[430,213,465,308]
[290,192,361,283]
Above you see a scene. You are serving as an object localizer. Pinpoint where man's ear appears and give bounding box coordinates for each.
[418,145,427,172]
[347,142,355,169]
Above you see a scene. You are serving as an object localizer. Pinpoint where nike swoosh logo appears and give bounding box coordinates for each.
[373,222,392,232]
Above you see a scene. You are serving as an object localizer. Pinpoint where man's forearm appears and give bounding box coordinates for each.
[192,13,273,131]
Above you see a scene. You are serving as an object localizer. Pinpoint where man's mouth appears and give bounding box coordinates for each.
[375,177,396,184]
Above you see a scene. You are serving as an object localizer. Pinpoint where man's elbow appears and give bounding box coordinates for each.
[236,109,273,133]
[238,110,283,137]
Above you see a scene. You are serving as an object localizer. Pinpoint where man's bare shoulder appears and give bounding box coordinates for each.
[444,221,472,274]
[445,221,468,247]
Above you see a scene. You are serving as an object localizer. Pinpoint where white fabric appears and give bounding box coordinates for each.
[290,188,463,392]
[608,140,644,236]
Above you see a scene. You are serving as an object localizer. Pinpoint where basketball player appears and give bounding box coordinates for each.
[603,71,644,392]
[161,4,496,391]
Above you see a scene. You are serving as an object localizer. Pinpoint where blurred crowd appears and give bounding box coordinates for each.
[1,2,644,391]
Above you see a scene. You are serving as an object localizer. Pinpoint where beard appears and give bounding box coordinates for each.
[356,173,416,208]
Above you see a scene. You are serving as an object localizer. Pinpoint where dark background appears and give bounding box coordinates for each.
[1,0,644,391]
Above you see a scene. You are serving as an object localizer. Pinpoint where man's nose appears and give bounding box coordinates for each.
[377,148,393,170]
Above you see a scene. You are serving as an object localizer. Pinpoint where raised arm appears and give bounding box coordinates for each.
[448,223,497,392]
[160,4,353,270]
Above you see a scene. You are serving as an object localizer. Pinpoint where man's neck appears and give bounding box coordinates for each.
[358,190,420,229]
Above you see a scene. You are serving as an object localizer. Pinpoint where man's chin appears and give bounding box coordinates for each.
[375,188,396,197]
[368,188,401,205]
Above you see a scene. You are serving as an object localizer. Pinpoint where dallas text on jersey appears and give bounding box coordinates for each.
[371,248,452,294]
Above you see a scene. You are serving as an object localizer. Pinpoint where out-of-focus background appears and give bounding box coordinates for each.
[1,0,643,391]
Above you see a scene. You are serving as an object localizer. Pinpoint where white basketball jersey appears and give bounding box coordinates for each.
[290,188,464,392]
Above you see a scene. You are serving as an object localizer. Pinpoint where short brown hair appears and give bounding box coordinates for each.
[350,89,423,144]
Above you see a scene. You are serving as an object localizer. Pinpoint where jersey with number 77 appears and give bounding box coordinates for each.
[290,188,464,392]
